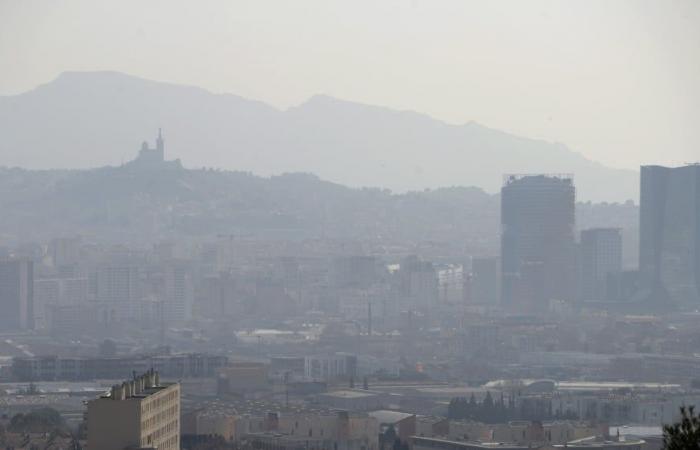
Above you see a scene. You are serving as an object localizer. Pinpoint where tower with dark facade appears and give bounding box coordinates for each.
[500,174,576,310]
[639,164,700,306]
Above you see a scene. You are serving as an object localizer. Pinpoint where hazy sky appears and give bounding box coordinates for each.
[1,0,698,169]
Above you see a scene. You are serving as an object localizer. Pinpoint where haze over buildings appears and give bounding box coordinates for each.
[0,2,699,450]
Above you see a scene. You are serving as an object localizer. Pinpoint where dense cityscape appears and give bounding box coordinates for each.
[0,130,697,450]
[2,1,699,449]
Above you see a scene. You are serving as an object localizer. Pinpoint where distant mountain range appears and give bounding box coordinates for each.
[0,71,637,201]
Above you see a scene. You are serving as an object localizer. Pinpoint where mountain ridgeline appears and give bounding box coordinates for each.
[0,71,636,202]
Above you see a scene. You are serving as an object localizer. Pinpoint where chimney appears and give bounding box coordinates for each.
[112,384,125,400]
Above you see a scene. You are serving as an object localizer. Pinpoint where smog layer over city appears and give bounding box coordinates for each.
[0,1,699,449]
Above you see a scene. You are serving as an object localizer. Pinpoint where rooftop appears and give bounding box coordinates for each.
[553,436,645,448]
[411,436,531,450]
[320,390,379,398]
[369,410,415,424]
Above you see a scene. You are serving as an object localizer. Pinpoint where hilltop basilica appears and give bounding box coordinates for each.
[129,129,181,169]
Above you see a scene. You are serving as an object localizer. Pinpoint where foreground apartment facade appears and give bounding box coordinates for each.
[87,369,180,450]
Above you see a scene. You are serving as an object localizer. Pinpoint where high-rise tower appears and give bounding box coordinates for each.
[501,174,576,310]
[0,259,34,330]
[579,228,623,302]
[639,164,700,306]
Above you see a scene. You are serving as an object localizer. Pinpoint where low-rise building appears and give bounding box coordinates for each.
[245,411,379,450]
[12,353,227,381]
[182,399,378,450]
[305,353,357,380]
[554,436,645,450]
[412,436,532,450]
[217,361,270,395]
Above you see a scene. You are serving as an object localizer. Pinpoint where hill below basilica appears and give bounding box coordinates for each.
[0,160,638,265]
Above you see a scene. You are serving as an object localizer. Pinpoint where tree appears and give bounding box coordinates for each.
[663,406,700,450]
[393,438,409,450]
[381,425,398,450]
[483,391,494,408]
[8,408,66,433]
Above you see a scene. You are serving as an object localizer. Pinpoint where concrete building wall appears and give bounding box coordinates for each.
[86,374,180,450]
[471,257,500,305]
[87,396,141,450]
[579,228,623,302]
[0,259,34,331]
[218,362,270,394]
[96,265,140,321]
[164,261,193,323]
